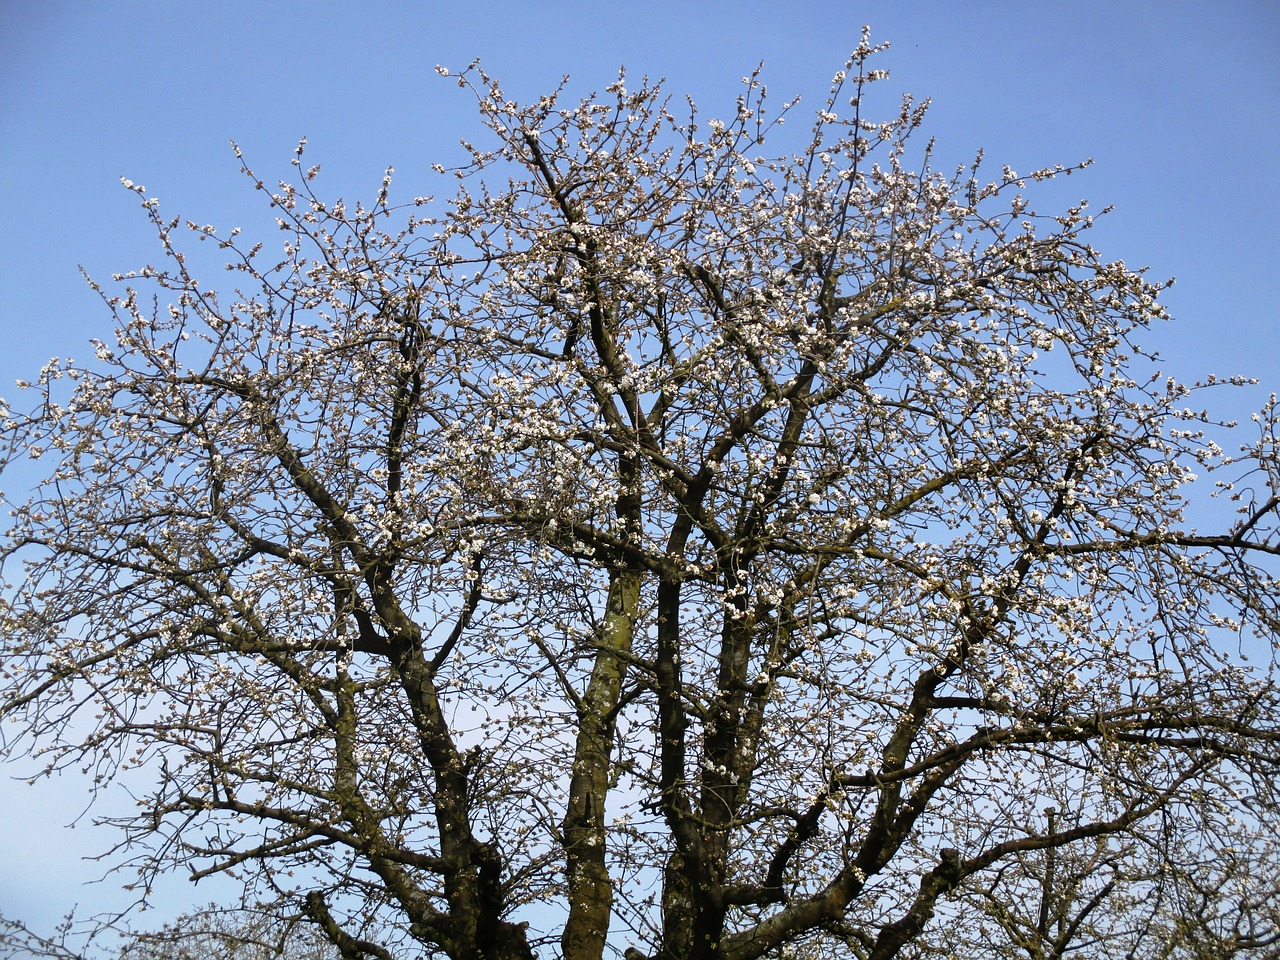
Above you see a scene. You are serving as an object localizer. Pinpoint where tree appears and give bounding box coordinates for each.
[115,907,341,960]
[2,34,1279,960]
[0,906,341,960]
[947,800,1280,959]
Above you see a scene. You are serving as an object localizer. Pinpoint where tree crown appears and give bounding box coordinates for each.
[2,36,1278,960]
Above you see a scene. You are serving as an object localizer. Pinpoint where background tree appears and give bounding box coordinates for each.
[942,799,1280,959]
[2,36,1278,960]
[0,906,343,960]
[115,907,342,960]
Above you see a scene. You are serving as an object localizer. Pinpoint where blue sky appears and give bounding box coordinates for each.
[1,0,1277,940]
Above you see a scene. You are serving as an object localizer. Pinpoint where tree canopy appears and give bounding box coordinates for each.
[2,37,1278,960]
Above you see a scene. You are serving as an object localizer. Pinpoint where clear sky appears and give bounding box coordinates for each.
[1,0,1277,942]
